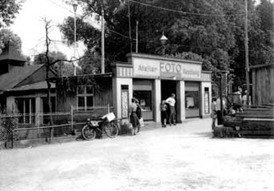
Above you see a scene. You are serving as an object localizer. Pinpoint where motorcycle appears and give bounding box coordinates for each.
[81,112,119,140]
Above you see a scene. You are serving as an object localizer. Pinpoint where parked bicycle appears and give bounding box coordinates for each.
[81,112,119,140]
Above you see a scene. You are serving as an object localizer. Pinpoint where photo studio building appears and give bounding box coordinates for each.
[111,53,212,123]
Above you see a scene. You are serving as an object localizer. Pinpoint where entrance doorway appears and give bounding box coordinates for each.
[161,80,177,101]
[161,80,178,124]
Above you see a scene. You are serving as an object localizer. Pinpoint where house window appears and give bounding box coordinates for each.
[16,98,36,124]
[77,85,94,110]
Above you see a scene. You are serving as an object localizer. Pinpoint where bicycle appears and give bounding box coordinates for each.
[81,112,119,140]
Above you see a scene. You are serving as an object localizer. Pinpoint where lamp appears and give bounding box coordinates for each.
[72,3,78,13]
[160,33,168,55]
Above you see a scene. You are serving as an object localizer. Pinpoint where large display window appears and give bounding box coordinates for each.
[185,82,200,118]
[133,80,153,120]
[133,91,152,111]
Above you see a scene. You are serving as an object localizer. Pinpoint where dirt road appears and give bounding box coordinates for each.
[1,118,274,191]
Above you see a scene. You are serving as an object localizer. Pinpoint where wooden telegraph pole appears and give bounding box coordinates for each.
[245,0,250,104]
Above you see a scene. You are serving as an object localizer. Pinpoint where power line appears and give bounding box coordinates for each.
[47,0,73,14]
[129,0,245,17]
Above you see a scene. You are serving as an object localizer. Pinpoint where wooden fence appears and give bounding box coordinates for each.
[0,105,114,148]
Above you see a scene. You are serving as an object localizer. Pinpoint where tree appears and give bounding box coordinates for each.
[256,0,274,47]
[59,0,271,91]
[0,0,22,28]
[0,0,22,53]
[253,0,274,66]
[0,29,22,54]
[33,51,69,76]
[77,49,101,75]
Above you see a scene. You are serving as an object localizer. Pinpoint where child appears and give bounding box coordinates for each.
[161,100,168,127]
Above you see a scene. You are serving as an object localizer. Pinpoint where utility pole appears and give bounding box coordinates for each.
[73,2,78,76]
[101,9,105,74]
[245,0,250,104]
[128,1,132,53]
[136,21,139,53]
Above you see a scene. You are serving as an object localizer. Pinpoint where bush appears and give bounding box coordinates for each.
[0,116,18,142]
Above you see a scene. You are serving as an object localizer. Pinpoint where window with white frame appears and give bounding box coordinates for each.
[77,85,94,110]
[16,98,36,124]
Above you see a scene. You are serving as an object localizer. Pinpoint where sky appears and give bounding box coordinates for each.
[10,0,85,60]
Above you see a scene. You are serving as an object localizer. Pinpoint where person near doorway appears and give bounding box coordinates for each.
[210,98,217,130]
[161,100,168,127]
[166,93,176,126]
[135,98,143,133]
[129,98,140,135]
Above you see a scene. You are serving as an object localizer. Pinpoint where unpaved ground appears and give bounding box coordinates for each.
[1,118,274,191]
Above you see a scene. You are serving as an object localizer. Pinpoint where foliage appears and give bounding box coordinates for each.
[0,28,22,54]
[33,51,66,65]
[254,0,274,66]
[0,116,18,143]
[60,0,274,90]
[33,51,69,76]
[77,49,101,75]
[0,0,22,28]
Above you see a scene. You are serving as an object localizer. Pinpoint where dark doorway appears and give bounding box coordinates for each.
[161,80,178,124]
[161,80,177,101]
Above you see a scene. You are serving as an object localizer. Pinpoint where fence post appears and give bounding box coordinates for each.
[71,105,74,133]
[107,104,110,113]
[11,129,14,149]
[37,112,40,138]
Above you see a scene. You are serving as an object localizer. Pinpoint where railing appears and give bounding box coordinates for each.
[0,105,114,148]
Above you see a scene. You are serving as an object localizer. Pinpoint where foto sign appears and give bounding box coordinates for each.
[133,57,201,80]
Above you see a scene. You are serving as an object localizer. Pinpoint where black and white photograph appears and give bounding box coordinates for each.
[1,0,274,190]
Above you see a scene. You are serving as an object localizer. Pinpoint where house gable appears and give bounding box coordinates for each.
[16,65,57,88]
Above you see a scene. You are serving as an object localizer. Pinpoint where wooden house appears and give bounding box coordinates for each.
[52,73,114,123]
[224,63,274,138]
[251,63,274,106]
[0,44,57,125]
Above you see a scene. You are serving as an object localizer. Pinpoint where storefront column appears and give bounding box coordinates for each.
[176,81,185,122]
[154,79,161,122]
[201,82,212,118]
[112,77,133,120]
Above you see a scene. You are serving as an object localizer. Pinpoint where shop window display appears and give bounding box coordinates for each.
[185,91,199,109]
[133,91,152,111]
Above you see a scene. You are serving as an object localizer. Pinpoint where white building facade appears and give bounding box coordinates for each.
[112,53,212,123]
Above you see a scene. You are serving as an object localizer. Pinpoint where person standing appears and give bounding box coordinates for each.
[166,93,176,126]
[210,98,217,130]
[242,90,251,107]
[129,98,140,135]
[161,100,168,127]
[135,98,143,133]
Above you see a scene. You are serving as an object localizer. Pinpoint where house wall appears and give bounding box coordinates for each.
[6,91,55,125]
[252,65,274,105]
[94,78,113,107]
[56,77,113,112]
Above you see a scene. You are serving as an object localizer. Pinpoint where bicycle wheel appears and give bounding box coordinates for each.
[104,121,119,138]
[82,125,96,140]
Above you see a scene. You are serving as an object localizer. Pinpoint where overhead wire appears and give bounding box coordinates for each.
[128,0,245,17]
